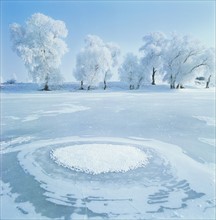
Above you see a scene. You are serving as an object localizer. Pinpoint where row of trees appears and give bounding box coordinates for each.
[119,32,214,89]
[10,13,215,90]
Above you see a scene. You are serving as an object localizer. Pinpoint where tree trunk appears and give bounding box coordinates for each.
[176,84,184,89]
[130,85,134,90]
[206,75,211,88]
[170,75,172,89]
[170,75,173,89]
[42,83,49,91]
[103,80,107,90]
[152,67,156,85]
[42,73,50,91]
[170,82,175,89]
[80,81,84,90]
[172,81,175,89]
[170,75,176,89]
[137,77,143,89]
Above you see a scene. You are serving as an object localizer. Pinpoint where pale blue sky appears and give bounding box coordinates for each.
[1,0,215,82]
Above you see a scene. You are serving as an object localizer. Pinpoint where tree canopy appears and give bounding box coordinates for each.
[10,13,68,90]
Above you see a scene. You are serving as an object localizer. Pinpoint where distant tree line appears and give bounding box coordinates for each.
[9,13,215,91]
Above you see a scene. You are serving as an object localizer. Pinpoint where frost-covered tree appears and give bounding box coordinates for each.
[139,32,166,86]
[199,47,215,88]
[103,42,120,89]
[74,35,109,90]
[74,35,120,90]
[10,13,68,90]
[119,53,140,90]
[75,49,102,90]
[162,34,213,89]
[74,52,86,90]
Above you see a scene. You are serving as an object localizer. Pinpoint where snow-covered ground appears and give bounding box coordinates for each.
[1,83,215,219]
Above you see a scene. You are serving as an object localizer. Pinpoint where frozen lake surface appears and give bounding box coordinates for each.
[1,84,215,219]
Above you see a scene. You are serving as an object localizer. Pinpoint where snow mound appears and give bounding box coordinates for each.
[51,144,149,174]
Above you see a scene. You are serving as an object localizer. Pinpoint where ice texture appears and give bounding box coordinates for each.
[1,85,215,219]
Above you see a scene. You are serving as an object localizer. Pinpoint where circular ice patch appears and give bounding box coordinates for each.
[51,144,149,174]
